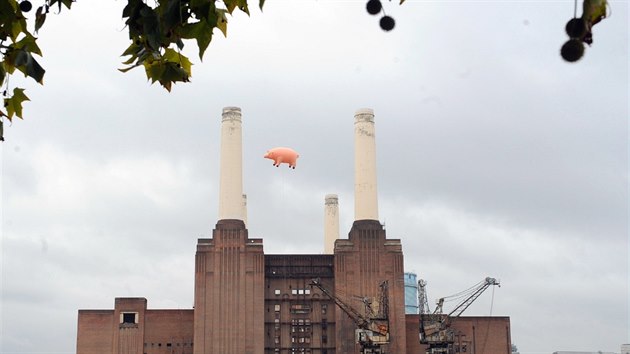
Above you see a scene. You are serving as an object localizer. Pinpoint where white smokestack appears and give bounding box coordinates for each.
[242,194,248,226]
[324,194,339,254]
[354,108,379,221]
[218,107,243,221]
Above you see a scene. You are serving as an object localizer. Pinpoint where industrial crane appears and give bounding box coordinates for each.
[310,278,390,354]
[418,277,500,354]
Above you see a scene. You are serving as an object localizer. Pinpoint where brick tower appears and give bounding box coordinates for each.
[334,109,407,354]
[193,107,265,354]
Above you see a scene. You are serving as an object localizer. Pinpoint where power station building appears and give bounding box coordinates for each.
[76,108,511,354]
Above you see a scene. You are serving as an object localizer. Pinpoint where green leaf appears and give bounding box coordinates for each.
[121,42,142,57]
[144,61,166,83]
[118,65,140,73]
[0,64,5,87]
[223,0,238,14]
[259,0,265,11]
[180,20,214,60]
[49,0,73,11]
[15,34,43,56]
[140,6,162,51]
[11,17,23,41]
[162,0,183,30]
[216,8,228,37]
[12,50,45,83]
[35,6,47,33]
[163,48,192,76]
[190,0,212,21]
[4,87,30,120]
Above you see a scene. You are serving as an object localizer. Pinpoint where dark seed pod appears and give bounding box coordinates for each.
[561,39,585,62]
[379,15,395,31]
[366,0,382,15]
[565,18,587,39]
[19,0,32,12]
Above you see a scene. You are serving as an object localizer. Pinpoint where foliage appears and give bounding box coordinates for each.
[0,0,408,140]
[0,0,259,139]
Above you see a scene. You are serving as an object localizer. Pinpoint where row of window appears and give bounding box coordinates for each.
[271,304,328,314]
[272,335,328,345]
[272,349,316,353]
[143,343,192,347]
[273,289,312,296]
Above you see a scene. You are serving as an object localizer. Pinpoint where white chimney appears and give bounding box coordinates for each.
[324,194,339,254]
[242,194,248,226]
[354,108,379,221]
[218,107,243,221]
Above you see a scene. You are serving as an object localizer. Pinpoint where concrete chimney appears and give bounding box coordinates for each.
[354,108,379,221]
[242,194,248,226]
[218,107,243,221]
[324,194,339,254]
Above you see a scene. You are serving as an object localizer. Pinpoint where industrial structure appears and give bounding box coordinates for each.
[76,107,511,354]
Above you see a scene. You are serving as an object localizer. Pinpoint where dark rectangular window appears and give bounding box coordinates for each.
[122,313,136,324]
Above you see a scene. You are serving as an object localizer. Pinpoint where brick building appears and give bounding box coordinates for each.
[76,107,511,354]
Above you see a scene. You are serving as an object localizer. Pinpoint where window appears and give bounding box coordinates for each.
[121,312,137,324]
[321,304,327,315]
[274,304,281,312]
[290,304,311,314]
[274,336,280,344]
[292,288,311,295]
[322,335,328,344]
[275,289,281,295]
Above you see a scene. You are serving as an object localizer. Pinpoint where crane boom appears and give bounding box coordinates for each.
[310,278,390,353]
[447,277,499,317]
[311,278,369,329]
[418,276,501,354]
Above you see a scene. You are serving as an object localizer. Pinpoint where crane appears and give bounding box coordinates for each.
[418,277,500,354]
[310,278,390,354]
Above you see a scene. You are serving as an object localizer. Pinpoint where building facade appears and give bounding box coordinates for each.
[76,107,511,354]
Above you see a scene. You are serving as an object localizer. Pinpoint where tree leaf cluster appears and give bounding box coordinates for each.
[0,0,407,141]
[120,0,251,91]
[0,0,62,124]
[0,0,256,136]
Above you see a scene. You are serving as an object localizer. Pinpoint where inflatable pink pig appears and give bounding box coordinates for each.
[264,147,300,169]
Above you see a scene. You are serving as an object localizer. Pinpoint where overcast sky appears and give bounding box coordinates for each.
[0,0,628,353]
